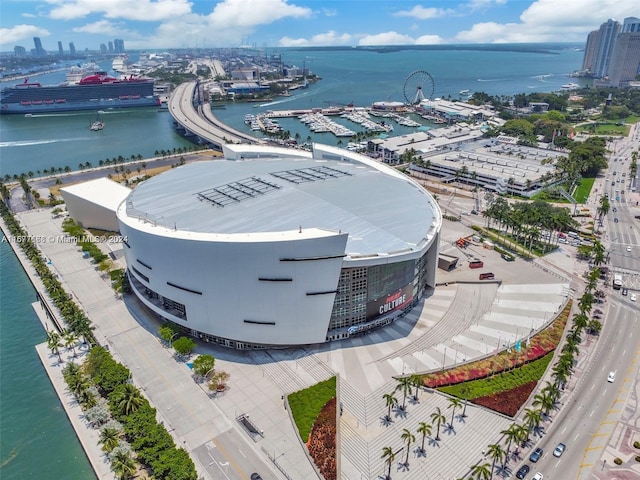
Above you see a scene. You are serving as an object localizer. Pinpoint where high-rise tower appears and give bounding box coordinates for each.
[607,17,640,86]
[33,37,46,58]
[591,19,621,79]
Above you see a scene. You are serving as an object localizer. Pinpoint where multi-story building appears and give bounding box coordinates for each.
[590,19,621,79]
[582,17,640,85]
[14,46,27,57]
[58,41,64,57]
[32,37,46,58]
[114,39,125,53]
[69,42,76,56]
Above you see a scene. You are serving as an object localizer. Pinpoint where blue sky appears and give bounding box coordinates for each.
[0,0,637,52]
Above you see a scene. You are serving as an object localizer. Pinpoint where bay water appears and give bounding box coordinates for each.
[0,44,584,478]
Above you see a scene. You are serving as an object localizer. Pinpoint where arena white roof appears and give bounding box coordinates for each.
[122,149,440,257]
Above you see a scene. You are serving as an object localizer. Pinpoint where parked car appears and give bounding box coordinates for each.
[532,473,543,480]
[631,293,637,302]
[614,218,619,223]
[530,447,543,462]
[251,474,264,480]
[622,288,629,296]
[516,464,531,479]
[553,442,566,457]
[627,246,632,252]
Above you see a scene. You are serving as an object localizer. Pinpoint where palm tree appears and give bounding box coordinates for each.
[381,446,395,480]
[63,329,78,357]
[459,384,471,418]
[383,393,397,422]
[114,383,144,416]
[409,374,422,401]
[470,462,492,480]
[416,421,432,454]
[523,408,543,439]
[500,423,521,465]
[394,376,413,411]
[47,331,64,363]
[99,426,121,452]
[401,428,415,466]
[487,443,505,476]
[430,407,446,441]
[447,397,463,428]
[110,449,136,480]
[533,389,556,418]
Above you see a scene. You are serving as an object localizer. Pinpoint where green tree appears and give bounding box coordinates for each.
[487,443,505,477]
[112,383,145,416]
[383,393,397,422]
[430,407,446,441]
[401,428,415,466]
[172,336,196,357]
[416,421,432,454]
[394,376,413,411]
[99,426,121,452]
[470,462,492,480]
[409,373,422,401]
[159,324,179,346]
[110,449,136,480]
[500,423,521,465]
[381,446,395,480]
[192,353,216,380]
[47,331,64,363]
[447,397,463,428]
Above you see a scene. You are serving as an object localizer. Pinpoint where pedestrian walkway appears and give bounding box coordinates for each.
[9,208,582,480]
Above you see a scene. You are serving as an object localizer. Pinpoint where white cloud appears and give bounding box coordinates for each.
[415,34,445,45]
[359,32,416,46]
[465,0,508,11]
[72,20,127,36]
[208,0,311,28]
[279,36,310,47]
[394,6,454,20]
[279,30,351,47]
[456,0,640,43]
[47,0,192,21]
[0,24,49,47]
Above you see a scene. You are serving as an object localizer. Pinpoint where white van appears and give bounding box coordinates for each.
[567,231,579,239]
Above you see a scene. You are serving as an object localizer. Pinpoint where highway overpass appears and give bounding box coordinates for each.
[168,81,261,149]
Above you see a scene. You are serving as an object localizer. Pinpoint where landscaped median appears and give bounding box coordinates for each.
[423,301,571,416]
[288,376,337,480]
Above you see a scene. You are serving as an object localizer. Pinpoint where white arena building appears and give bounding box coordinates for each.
[116,144,442,349]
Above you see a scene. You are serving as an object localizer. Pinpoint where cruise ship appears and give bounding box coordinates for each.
[0,72,159,114]
[112,54,130,73]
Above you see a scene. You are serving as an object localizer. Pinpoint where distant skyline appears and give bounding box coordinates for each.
[0,0,638,52]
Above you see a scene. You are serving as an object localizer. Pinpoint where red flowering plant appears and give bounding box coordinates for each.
[307,397,337,480]
[422,301,571,389]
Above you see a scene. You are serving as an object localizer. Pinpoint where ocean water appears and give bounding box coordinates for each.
[214,43,586,137]
[0,44,585,478]
[0,241,95,479]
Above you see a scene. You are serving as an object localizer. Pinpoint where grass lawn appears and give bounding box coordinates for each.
[572,176,596,204]
[438,352,554,400]
[288,376,336,442]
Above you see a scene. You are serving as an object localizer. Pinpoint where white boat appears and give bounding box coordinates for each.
[112,54,129,73]
[561,82,580,90]
[459,89,470,95]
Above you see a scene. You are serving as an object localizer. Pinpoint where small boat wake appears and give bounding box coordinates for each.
[0,138,85,148]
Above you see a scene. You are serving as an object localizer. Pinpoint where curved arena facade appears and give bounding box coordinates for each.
[116,144,442,349]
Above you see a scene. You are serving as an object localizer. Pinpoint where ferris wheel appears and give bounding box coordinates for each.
[403,70,435,105]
